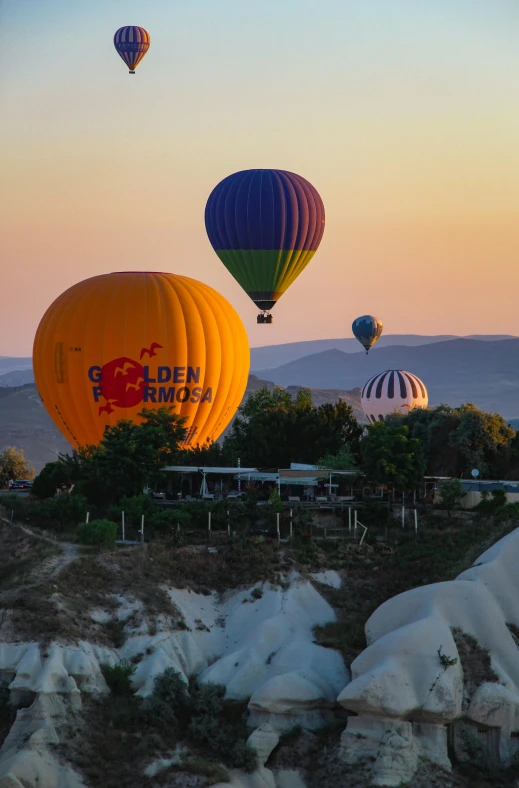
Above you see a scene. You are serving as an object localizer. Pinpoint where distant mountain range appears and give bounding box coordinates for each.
[252,338,519,418]
[250,334,516,370]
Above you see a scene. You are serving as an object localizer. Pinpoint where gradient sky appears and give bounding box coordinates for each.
[2,0,519,356]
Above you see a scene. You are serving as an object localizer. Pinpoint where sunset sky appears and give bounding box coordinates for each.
[2,0,519,357]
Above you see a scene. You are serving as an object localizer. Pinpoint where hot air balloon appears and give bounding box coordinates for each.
[33,272,249,449]
[361,370,428,423]
[352,315,383,354]
[205,169,325,324]
[113,26,150,74]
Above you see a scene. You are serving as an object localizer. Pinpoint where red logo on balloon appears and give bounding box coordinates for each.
[96,344,163,415]
[99,357,145,411]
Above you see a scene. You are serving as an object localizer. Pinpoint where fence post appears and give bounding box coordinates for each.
[354,509,357,539]
[208,510,212,539]
[227,509,230,537]
[348,507,352,533]
[414,509,418,534]
[141,514,145,544]
[11,510,14,522]
[402,505,405,529]
[289,508,293,539]
[85,511,90,524]
[121,511,125,541]
[276,512,280,542]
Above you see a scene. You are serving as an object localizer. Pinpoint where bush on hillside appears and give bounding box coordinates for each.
[76,519,117,547]
[31,494,87,533]
[101,661,136,696]
[143,667,191,727]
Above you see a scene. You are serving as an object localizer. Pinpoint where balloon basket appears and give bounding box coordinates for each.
[257,313,273,324]
[129,71,135,75]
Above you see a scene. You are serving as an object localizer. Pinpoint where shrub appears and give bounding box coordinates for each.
[268,487,283,513]
[142,668,191,726]
[101,661,136,696]
[188,682,256,772]
[76,519,117,548]
[106,495,155,525]
[438,479,465,515]
[31,494,87,533]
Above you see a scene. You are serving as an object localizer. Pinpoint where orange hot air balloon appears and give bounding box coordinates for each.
[33,272,250,449]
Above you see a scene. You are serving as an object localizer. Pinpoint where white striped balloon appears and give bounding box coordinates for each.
[361,369,428,423]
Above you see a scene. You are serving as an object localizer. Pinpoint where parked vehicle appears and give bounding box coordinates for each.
[10,479,32,490]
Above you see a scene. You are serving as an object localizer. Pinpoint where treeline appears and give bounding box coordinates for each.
[25,388,519,510]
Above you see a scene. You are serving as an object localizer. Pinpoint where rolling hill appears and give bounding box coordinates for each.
[253,338,519,417]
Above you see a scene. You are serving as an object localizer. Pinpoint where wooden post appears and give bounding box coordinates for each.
[354,509,357,539]
[227,509,230,537]
[86,511,90,524]
[11,510,14,522]
[414,509,418,534]
[208,510,212,539]
[276,512,280,542]
[348,507,352,533]
[289,508,293,539]
[402,505,405,529]
[141,514,144,544]
[121,511,125,541]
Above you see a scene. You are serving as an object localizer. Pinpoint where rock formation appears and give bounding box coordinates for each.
[338,527,519,785]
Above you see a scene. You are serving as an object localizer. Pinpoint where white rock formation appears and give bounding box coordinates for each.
[0,694,84,788]
[338,526,519,785]
[0,573,344,787]
[199,575,348,731]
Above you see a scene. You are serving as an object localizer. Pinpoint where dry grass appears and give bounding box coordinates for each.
[0,537,285,645]
[0,522,59,591]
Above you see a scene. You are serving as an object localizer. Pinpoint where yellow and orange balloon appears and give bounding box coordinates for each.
[33,272,250,449]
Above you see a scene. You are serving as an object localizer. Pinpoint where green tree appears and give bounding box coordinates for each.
[393,404,515,478]
[361,422,426,493]
[0,447,34,488]
[224,387,363,469]
[32,461,72,499]
[57,407,187,504]
[438,479,465,515]
[317,446,357,470]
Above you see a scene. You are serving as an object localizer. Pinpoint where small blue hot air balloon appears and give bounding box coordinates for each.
[352,315,383,354]
[114,26,150,74]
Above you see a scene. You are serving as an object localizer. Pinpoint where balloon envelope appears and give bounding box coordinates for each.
[205,169,325,312]
[352,315,383,354]
[114,26,150,72]
[361,369,428,423]
[33,272,250,448]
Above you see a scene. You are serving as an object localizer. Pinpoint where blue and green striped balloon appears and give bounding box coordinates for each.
[205,169,325,313]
